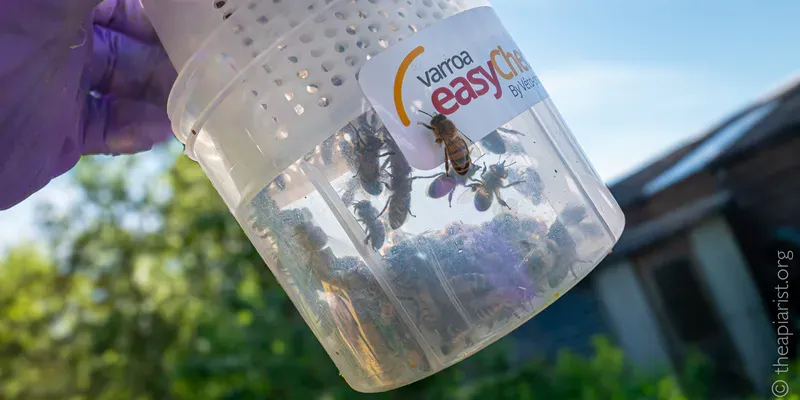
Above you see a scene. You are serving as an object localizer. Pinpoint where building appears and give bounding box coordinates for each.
[512,76,800,397]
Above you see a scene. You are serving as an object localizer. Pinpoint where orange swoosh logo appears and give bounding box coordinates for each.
[394,46,425,127]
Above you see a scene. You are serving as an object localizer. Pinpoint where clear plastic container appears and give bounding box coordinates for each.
[142,0,625,392]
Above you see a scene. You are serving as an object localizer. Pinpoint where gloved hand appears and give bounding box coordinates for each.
[0,0,177,210]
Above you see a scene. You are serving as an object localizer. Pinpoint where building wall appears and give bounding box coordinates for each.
[592,259,672,373]
[689,216,776,395]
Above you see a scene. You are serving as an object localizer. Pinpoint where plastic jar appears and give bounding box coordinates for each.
[142,0,625,392]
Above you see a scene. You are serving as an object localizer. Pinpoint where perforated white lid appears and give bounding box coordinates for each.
[144,0,489,204]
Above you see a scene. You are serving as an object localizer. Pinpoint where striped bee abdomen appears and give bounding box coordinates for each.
[446,136,471,175]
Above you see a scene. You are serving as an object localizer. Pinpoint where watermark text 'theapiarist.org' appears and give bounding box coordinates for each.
[772,250,793,398]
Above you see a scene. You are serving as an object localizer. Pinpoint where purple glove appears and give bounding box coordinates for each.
[0,0,177,210]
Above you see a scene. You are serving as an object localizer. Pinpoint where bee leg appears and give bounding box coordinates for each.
[447,190,455,208]
[408,207,417,218]
[412,172,444,181]
[377,197,391,218]
[444,149,450,176]
[418,122,435,131]
[495,188,512,210]
[502,180,526,189]
[379,157,391,172]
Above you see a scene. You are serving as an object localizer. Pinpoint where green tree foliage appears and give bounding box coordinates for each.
[1,151,712,399]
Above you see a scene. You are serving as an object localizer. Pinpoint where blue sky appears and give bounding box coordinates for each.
[1,1,799,253]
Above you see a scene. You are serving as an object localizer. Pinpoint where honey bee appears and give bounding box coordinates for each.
[461,160,525,212]
[426,155,485,208]
[353,200,386,251]
[417,110,478,176]
[448,272,523,329]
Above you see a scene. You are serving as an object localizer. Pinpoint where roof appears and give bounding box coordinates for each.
[607,76,800,207]
[609,192,731,257]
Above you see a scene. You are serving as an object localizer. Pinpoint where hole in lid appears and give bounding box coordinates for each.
[378,38,389,48]
[438,1,448,9]
[357,39,370,49]
[346,25,358,35]
[417,10,427,18]
[378,10,388,18]
[285,92,294,101]
[398,9,406,18]
[288,56,299,63]
[388,24,398,31]
[335,11,347,20]
[247,2,257,10]
[294,104,305,115]
[251,90,259,96]
[358,11,368,19]
[310,48,324,58]
[243,37,254,46]
[324,28,337,38]
[368,24,380,32]
[408,24,418,32]
[331,75,344,86]
[300,33,313,43]
[214,1,226,9]
[334,42,348,53]
[272,116,279,124]
[318,97,331,107]
[223,12,233,20]
[345,56,359,67]
[307,84,320,93]
[423,0,434,6]
[274,79,284,87]
[297,70,309,79]
[276,129,289,140]
[232,24,244,34]
[261,103,268,110]
[257,15,268,24]
[263,64,272,73]
[321,61,334,72]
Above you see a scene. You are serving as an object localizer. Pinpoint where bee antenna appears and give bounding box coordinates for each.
[417,109,434,118]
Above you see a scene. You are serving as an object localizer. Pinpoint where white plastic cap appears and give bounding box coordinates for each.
[140,0,227,71]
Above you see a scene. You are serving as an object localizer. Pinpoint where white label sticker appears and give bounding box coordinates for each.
[358,6,549,171]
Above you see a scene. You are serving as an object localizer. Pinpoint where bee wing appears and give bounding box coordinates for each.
[496,127,526,136]
[493,197,519,216]
[457,184,480,205]
[426,174,457,199]
[479,130,506,155]
[455,128,484,162]
[467,139,484,161]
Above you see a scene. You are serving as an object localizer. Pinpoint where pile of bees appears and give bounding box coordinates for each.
[246,109,604,373]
